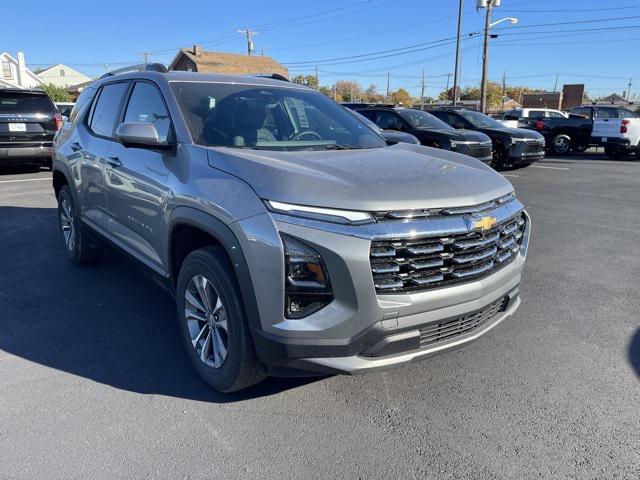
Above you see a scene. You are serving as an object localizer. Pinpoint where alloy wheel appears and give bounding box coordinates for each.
[554,137,570,154]
[60,198,76,252]
[184,275,229,368]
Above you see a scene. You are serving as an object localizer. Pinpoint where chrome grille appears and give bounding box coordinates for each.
[419,296,508,347]
[370,211,526,294]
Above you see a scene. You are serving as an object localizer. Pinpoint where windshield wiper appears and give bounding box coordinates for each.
[322,144,352,150]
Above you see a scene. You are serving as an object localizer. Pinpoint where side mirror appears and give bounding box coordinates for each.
[452,121,465,129]
[115,122,170,149]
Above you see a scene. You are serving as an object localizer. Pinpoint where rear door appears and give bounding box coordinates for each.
[592,107,621,141]
[78,81,129,235]
[0,90,57,148]
[104,80,173,273]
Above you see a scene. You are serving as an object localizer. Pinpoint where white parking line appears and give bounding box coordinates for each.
[0,177,52,184]
[502,174,519,178]
[531,165,570,170]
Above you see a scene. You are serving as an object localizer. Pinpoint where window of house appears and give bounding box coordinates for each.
[2,61,12,79]
[60,69,65,77]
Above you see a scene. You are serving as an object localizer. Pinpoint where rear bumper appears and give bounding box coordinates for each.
[600,137,635,151]
[0,144,53,161]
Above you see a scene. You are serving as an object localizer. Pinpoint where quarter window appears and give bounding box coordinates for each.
[123,82,172,142]
[89,82,128,138]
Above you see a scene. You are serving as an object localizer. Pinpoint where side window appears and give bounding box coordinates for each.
[358,110,377,122]
[69,87,95,123]
[375,111,402,129]
[123,82,172,142]
[595,108,617,119]
[528,110,545,119]
[89,82,128,137]
[547,111,565,118]
[616,108,637,119]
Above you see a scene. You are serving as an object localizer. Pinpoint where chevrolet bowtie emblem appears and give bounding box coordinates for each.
[472,216,497,231]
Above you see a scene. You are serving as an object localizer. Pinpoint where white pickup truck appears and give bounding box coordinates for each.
[498,108,568,128]
[570,105,640,159]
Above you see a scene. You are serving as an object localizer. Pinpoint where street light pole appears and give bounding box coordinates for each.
[480,1,493,113]
[452,0,464,106]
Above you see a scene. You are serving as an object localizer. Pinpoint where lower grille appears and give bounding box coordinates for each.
[524,141,545,153]
[370,211,526,294]
[466,143,492,159]
[419,296,508,347]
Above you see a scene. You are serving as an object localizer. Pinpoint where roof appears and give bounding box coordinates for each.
[169,48,289,79]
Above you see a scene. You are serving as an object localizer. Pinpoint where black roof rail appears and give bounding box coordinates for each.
[100,63,168,79]
[251,73,290,82]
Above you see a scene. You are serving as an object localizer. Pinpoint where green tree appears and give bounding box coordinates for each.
[40,83,72,102]
[291,74,318,89]
[335,80,361,102]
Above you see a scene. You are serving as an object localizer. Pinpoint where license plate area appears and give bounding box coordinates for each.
[8,123,27,132]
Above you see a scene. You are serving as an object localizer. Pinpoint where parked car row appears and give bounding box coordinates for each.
[344,103,546,169]
[50,65,531,392]
[496,105,640,158]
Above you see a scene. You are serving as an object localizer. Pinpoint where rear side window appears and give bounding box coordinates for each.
[123,82,172,142]
[374,111,403,129]
[616,108,638,119]
[528,110,546,119]
[0,92,55,114]
[548,111,565,118]
[89,82,128,137]
[571,107,591,119]
[595,108,618,119]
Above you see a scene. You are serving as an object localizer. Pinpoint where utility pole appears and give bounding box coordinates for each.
[386,72,390,103]
[627,78,633,105]
[315,66,319,89]
[333,84,337,101]
[480,0,493,113]
[421,69,426,108]
[452,0,464,106]
[237,29,258,56]
[502,70,506,109]
[445,73,452,103]
[138,51,152,64]
[553,73,559,92]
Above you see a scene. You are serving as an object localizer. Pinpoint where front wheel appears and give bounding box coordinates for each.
[491,145,507,170]
[551,134,571,155]
[176,246,266,393]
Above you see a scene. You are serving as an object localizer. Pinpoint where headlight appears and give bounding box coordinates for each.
[450,140,472,149]
[511,137,528,143]
[266,200,373,225]
[281,234,333,319]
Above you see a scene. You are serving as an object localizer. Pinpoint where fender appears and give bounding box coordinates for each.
[52,159,77,201]
[167,206,263,338]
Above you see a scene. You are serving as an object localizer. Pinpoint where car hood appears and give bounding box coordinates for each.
[477,126,544,139]
[206,143,513,212]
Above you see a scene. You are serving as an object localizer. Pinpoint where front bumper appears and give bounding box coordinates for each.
[235,200,530,376]
[506,141,545,165]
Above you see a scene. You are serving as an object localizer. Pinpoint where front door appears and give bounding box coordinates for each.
[104,81,173,274]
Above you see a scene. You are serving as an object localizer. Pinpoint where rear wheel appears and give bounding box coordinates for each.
[176,246,266,393]
[551,134,571,155]
[57,185,103,264]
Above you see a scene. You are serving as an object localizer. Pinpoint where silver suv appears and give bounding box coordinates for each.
[53,65,530,392]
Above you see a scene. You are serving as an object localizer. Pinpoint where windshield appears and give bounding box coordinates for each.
[0,92,55,114]
[171,82,386,150]
[398,109,452,130]
[458,110,504,128]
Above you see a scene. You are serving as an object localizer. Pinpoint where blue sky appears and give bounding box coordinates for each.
[6,0,640,98]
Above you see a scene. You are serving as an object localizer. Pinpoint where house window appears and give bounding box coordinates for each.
[2,61,12,79]
[60,69,65,77]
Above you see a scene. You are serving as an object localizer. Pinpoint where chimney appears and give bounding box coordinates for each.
[193,45,202,56]
[16,51,27,88]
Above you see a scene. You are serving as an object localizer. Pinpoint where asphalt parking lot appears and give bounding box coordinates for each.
[1,153,639,479]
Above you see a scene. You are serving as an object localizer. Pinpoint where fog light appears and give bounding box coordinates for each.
[281,233,333,319]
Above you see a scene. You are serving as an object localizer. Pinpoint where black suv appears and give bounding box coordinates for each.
[344,105,493,164]
[430,108,545,169]
[0,89,61,169]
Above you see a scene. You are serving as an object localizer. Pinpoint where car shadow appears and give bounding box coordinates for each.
[628,328,640,379]
[0,206,320,403]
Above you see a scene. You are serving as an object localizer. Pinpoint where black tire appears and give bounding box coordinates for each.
[572,143,588,153]
[176,246,266,393]
[551,134,571,155]
[57,185,103,264]
[491,145,506,170]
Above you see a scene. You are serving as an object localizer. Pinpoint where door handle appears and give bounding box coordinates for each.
[71,142,82,152]
[105,156,122,168]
